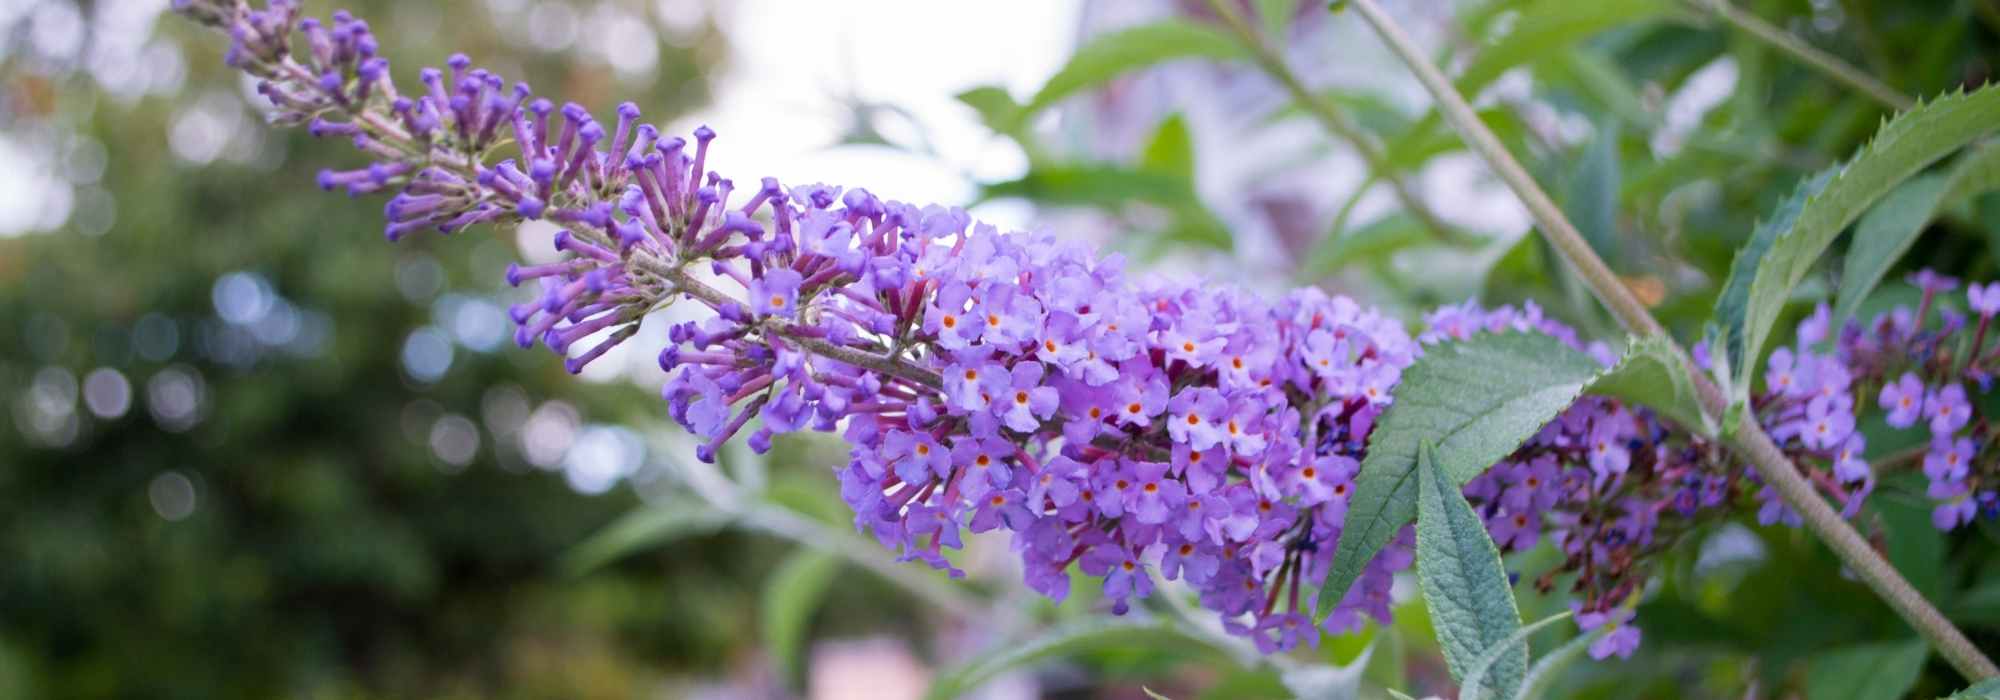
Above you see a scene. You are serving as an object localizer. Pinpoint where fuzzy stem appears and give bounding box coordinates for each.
[1688,0,1915,112]
[1346,0,1996,681]
[1205,0,1482,249]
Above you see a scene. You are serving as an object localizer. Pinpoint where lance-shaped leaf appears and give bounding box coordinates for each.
[1716,85,2000,397]
[1416,441,1527,698]
[1836,142,2000,321]
[1319,333,1604,620]
[1018,20,1248,124]
[923,619,1231,700]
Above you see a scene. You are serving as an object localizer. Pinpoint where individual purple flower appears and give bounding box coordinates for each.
[1926,382,1971,436]
[1166,387,1229,450]
[1879,372,1926,428]
[1923,436,1974,485]
[996,362,1059,433]
[1575,604,1641,660]
[1971,282,2000,318]
[748,266,802,318]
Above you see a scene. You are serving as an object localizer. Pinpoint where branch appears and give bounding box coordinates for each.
[1345,0,1997,681]
[1689,0,1914,112]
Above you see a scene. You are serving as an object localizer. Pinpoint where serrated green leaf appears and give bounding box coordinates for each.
[923,620,1229,700]
[1722,85,2000,395]
[1459,611,1573,700]
[1416,441,1527,698]
[1303,212,1429,277]
[1710,169,1832,389]
[763,550,841,688]
[1141,114,1195,180]
[1833,175,1951,323]
[1021,21,1249,121]
[1510,626,1611,700]
[1802,639,1927,700]
[1587,335,1711,436]
[561,500,732,576]
[1320,333,1604,623]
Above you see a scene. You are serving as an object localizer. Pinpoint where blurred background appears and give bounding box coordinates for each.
[5,0,2000,698]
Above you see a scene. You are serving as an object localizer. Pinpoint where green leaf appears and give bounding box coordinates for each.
[1320,333,1604,623]
[1709,168,1834,393]
[923,620,1229,700]
[1021,20,1249,121]
[1510,626,1611,700]
[1720,85,2000,395]
[1143,687,1174,700]
[1415,441,1527,698]
[982,164,1189,205]
[1455,0,1672,95]
[1945,141,2000,203]
[1141,114,1195,180]
[1459,611,1573,700]
[1302,212,1429,277]
[762,550,842,688]
[1560,119,1623,264]
[1587,335,1711,436]
[1254,0,1299,37]
[560,500,731,576]
[956,86,1025,139]
[1833,175,1951,323]
[1802,639,1927,700]
[1836,142,2000,321]
[981,165,1232,251]
[1386,690,1420,700]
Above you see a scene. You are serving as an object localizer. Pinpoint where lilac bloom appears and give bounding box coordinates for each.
[1217,401,1268,456]
[1112,371,1169,428]
[1911,268,1961,296]
[1800,394,1855,450]
[1833,434,1870,484]
[1488,509,1540,551]
[747,266,803,317]
[1765,347,1805,397]
[1924,436,1974,484]
[1161,324,1226,368]
[924,282,978,349]
[1797,303,1833,346]
[1158,540,1220,585]
[1124,460,1186,525]
[882,429,948,485]
[950,436,1013,499]
[1879,372,1926,428]
[996,362,1059,432]
[1356,362,1399,405]
[1587,417,1631,479]
[1927,382,1971,436]
[943,360,1006,415]
[1973,282,2000,317]
[969,488,1033,533]
[1167,387,1230,450]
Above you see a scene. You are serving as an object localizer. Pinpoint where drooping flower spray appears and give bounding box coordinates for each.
[175,0,1928,659]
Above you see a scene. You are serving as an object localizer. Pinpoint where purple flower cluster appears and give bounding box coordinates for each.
[175,0,1918,661]
[1832,271,2000,530]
